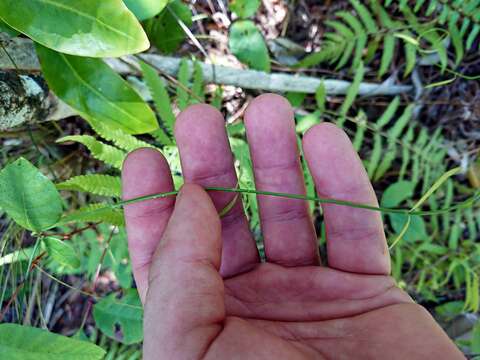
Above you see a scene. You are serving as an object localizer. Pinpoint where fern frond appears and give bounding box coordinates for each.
[139,60,176,144]
[177,58,190,111]
[192,60,205,103]
[56,174,122,197]
[92,122,154,152]
[57,135,126,169]
[60,203,124,227]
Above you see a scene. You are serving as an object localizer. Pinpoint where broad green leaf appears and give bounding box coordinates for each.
[144,0,192,54]
[57,135,126,169]
[0,323,105,360]
[93,289,143,344]
[229,20,271,72]
[0,0,149,57]
[389,214,427,242]
[124,0,168,20]
[37,45,158,134]
[57,175,122,197]
[140,60,176,138]
[381,181,415,207]
[0,158,62,232]
[315,82,326,114]
[229,0,261,18]
[0,19,18,37]
[43,236,81,269]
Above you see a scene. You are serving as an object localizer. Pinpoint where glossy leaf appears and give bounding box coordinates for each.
[43,236,81,269]
[0,158,62,232]
[0,19,18,37]
[93,289,143,344]
[0,323,105,360]
[145,0,192,54]
[229,20,271,72]
[124,0,168,20]
[0,0,149,57]
[229,0,261,18]
[37,45,157,134]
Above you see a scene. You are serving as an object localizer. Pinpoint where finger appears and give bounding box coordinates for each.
[244,94,319,266]
[302,123,390,274]
[144,184,224,359]
[122,148,174,302]
[175,104,259,277]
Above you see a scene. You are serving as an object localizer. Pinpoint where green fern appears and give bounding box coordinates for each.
[57,135,126,169]
[56,175,122,198]
[60,203,125,227]
[296,0,456,76]
[92,123,154,152]
[139,60,176,144]
[391,0,480,65]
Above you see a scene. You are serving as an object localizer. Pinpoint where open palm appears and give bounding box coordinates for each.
[122,95,462,359]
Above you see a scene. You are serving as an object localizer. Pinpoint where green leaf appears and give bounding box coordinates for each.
[57,175,122,197]
[0,158,62,232]
[43,236,80,269]
[192,60,205,103]
[350,0,378,33]
[0,19,18,37]
[379,35,395,77]
[145,0,192,54]
[315,82,326,114]
[381,181,415,207]
[93,289,143,344]
[472,319,480,353]
[229,0,261,18]
[176,58,191,111]
[36,45,158,135]
[0,323,105,360]
[92,123,154,152]
[229,20,271,72]
[60,203,125,227]
[338,61,364,126]
[57,135,126,169]
[389,214,427,242]
[124,0,168,21]
[0,0,148,57]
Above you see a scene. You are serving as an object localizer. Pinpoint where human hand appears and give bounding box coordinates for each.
[122,94,464,359]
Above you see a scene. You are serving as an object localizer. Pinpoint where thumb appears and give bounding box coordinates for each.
[143,184,225,359]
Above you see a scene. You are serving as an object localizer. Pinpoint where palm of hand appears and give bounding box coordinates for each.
[123,95,462,359]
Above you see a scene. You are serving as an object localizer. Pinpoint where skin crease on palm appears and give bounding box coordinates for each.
[122,94,464,359]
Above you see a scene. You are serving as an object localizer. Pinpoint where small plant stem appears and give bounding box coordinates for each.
[114,186,480,217]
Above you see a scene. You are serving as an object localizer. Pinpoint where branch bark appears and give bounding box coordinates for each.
[0,36,412,130]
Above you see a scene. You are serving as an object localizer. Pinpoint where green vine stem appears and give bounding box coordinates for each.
[114,186,480,217]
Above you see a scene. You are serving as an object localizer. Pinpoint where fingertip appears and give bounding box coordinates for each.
[176,183,220,225]
[122,147,172,200]
[244,93,293,127]
[174,103,224,137]
[303,122,349,153]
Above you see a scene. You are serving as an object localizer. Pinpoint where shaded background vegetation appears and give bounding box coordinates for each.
[0,0,480,358]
